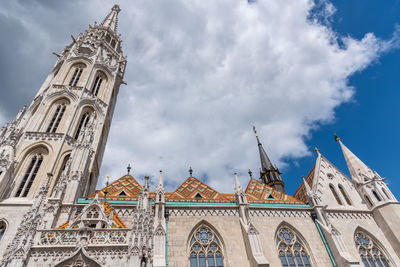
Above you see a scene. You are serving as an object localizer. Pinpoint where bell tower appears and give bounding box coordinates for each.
[0,5,126,202]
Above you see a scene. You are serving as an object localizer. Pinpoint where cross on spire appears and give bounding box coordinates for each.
[189,167,193,177]
[127,164,131,174]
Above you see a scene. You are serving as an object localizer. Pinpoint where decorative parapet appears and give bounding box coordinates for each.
[24,131,76,146]
[37,229,130,247]
[52,84,83,91]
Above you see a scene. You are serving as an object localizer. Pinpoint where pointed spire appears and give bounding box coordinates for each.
[157,170,164,187]
[253,126,286,193]
[100,4,121,32]
[253,126,274,171]
[335,134,373,183]
[235,173,242,192]
[302,176,312,195]
[144,175,150,191]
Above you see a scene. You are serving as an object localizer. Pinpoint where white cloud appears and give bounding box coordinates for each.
[0,0,396,194]
[94,0,396,193]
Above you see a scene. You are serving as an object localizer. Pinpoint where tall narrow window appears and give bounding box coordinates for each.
[276,227,312,267]
[382,189,391,200]
[0,221,6,241]
[338,185,352,206]
[16,154,43,197]
[355,232,390,267]
[69,67,83,86]
[47,104,66,133]
[329,184,343,205]
[372,191,382,202]
[365,195,373,207]
[189,225,224,267]
[91,75,103,96]
[74,112,90,139]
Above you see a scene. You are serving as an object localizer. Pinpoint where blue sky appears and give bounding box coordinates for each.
[284,0,400,198]
[0,0,399,197]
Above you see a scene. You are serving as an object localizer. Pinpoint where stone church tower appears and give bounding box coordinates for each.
[0,4,400,267]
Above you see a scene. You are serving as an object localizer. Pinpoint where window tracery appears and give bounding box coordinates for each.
[47,104,66,133]
[276,227,311,267]
[355,232,390,267]
[69,66,84,87]
[91,74,104,96]
[189,225,224,267]
[74,111,91,139]
[16,153,44,197]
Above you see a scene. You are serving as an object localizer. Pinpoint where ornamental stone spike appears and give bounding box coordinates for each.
[100,4,121,32]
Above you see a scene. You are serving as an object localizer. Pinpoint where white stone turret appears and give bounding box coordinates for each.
[153,171,167,267]
[235,173,269,267]
[336,135,397,208]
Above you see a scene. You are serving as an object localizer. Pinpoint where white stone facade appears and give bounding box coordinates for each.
[0,4,399,267]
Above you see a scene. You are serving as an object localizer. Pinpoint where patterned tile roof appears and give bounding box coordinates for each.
[88,174,142,200]
[245,179,304,204]
[166,177,233,202]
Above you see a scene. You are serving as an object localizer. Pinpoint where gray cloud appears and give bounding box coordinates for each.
[0,0,397,193]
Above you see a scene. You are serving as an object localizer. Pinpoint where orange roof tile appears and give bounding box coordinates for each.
[166,177,233,202]
[88,174,142,200]
[245,179,304,204]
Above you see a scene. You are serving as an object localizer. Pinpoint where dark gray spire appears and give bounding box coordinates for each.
[252,126,286,193]
[253,126,274,172]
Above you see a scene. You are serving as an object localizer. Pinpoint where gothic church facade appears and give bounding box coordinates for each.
[0,5,399,267]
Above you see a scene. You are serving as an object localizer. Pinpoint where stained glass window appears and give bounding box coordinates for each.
[355,232,390,267]
[276,227,312,267]
[189,225,224,267]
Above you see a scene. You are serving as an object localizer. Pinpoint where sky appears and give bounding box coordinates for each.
[0,0,399,198]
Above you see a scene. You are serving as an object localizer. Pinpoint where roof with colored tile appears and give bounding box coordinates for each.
[166,177,233,202]
[88,174,142,200]
[85,174,303,204]
[245,179,304,204]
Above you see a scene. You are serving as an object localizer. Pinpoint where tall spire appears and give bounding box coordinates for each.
[335,134,375,184]
[253,126,286,193]
[253,126,274,171]
[100,4,121,32]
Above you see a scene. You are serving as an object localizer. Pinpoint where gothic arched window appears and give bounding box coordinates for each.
[189,225,224,267]
[69,65,84,87]
[0,221,6,241]
[74,112,91,139]
[365,195,373,207]
[16,154,43,197]
[338,185,352,206]
[47,104,66,133]
[329,184,343,205]
[372,191,382,202]
[91,74,104,96]
[276,226,312,267]
[355,231,390,267]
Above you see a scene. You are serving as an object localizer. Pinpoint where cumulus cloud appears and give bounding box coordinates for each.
[0,0,398,193]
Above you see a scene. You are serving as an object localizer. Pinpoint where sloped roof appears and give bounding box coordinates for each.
[245,179,304,204]
[166,177,233,202]
[58,201,126,229]
[293,165,315,203]
[88,174,142,200]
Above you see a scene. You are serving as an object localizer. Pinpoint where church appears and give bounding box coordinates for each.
[0,5,399,267]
